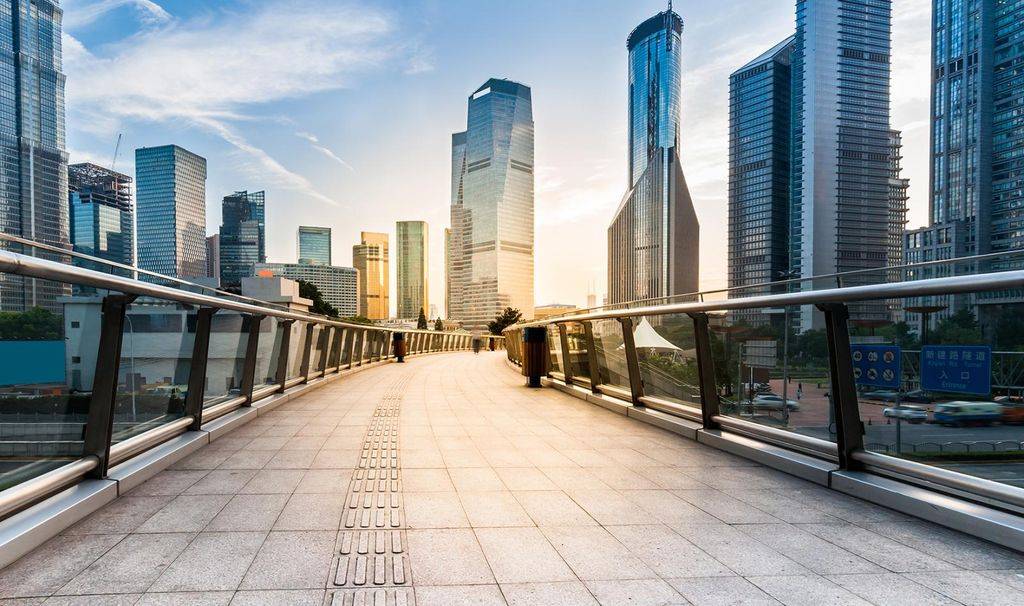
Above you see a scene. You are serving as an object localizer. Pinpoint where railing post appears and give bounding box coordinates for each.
[344,327,356,368]
[689,312,721,429]
[619,317,644,405]
[184,307,217,431]
[354,329,365,365]
[582,321,600,394]
[330,327,345,370]
[818,302,865,470]
[274,319,295,391]
[558,324,573,383]
[319,326,334,372]
[239,314,263,404]
[300,323,316,381]
[83,294,132,479]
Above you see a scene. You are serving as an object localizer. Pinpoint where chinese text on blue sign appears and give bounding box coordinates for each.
[920,345,991,395]
[851,344,901,389]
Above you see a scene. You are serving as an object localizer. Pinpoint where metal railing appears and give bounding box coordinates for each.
[0,248,493,520]
[505,267,1024,514]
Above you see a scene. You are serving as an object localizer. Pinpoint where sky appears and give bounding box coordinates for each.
[62,0,933,315]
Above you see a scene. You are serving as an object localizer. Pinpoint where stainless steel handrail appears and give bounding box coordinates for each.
[107,417,195,468]
[0,457,99,520]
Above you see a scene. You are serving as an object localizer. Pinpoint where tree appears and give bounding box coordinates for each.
[434,318,444,331]
[344,315,374,325]
[417,308,428,329]
[933,308,982,345]
[295,280,338,318]
[487,307,522,336]
[0,307,62,340]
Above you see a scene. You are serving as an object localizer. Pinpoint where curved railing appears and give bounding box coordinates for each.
[505,265,1024,516]
[0,246,496,520]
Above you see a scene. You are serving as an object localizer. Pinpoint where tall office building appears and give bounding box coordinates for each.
[135,145,208,279]
[0,0,69,313]
[68,163,134,268]
[218,190,266,288]
[903,0,1024,326]
[396,220,428,319]
[448,78,535,330]
[444,227,451,318]
[353,231,389,320]
[727,37,795,324]
[255,262,358,317]
[298,226,331,265]
[206,234,220,283]
[887,130,909,270]
[791,0,894,329]
[607,8,699,305]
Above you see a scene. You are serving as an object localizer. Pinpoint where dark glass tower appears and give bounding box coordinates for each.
[68,163,134,268]
[0,0,69,313]
[218,190,266,288]
[607,8,699,305]
[298,225,331,265]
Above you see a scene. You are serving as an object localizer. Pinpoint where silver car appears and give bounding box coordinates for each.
[882,405,928,424]
[752,394,800,411]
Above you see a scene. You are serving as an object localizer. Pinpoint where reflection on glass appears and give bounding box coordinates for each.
[547,325,563,374]
[591,319,628,389]
[340,328,353,367]
[309,325,324,372]
[564,323,590,380]
[203,312,252,407]
[254,317,283,387]
[287,322,306,379]
[636,315,700,407]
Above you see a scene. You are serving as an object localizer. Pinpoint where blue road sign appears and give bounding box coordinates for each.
[921,345,992,395]
[851,344,901,389]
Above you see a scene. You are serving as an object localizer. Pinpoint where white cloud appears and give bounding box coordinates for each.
[295,132,356,173]
[63,0,171,30]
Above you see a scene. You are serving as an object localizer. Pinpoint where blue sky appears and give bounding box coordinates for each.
[63,0,932,314]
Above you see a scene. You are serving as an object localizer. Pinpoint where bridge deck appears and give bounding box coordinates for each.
[2,352,1023,605]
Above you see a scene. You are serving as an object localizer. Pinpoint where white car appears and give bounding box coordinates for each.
[882,405,928,424]
[752,394,800,411]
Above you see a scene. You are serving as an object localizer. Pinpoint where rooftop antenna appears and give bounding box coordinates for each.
[665,0,674,51]
[111,133,123,171]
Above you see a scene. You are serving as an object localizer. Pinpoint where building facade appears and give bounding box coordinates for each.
[218,190,266,288]
[0,0,70,313]
[206,234,220,283]
[887,130,910,270]
[353,231,389,320]
[298,225,331,265]
[448,78,535,330]
[68,163,133,268]
[135,145,208,279]
[255,262,358,317]
[444,227,451,318]
[607,9,699,305]
[396,220,428,319]
[727,37,795,324]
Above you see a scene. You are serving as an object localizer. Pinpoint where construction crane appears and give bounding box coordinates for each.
[111,133,123,171]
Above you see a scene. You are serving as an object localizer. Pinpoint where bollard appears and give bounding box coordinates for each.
[393,332,406,363]
[522,326,549,388]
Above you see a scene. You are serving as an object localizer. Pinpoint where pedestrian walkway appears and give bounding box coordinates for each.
[2,352,1023,605]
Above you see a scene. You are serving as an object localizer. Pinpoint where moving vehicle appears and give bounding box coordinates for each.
[932,401,1002,427]
[882,405,928,424]
[861,389,900,402]
[902,390,935,404]
[751,394,800,411]
[996,397,1024,424]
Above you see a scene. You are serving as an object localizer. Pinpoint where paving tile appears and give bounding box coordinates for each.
[475,527,575,583]
[238,469,305,494]
[406,529,495,585]
[864,521,1024,570]
[63,496,173,535]
[481,449,534,468]
[0,534,124,598]
[228,590,325,605]
[264,449,317,469]
[244,437,290,451]
[400,468,455,492]
[399,448,446,468]
[56,533,192,595]
[501,581,598,606]
[672,489,781,524]
[671,523,808,577]
[136,592,233,605]
[585,579,687,606]
[540,467,609,490]
[736,524,883,575]
[149,531,266,592]
[39,595,141,605]
[206,494,290,531]
[588,465,659,490]
[620,490,721,526]
[273,493,346,530]
[799,523,959,573]
[127,470,208,496]
[667,576,780,606]
[218,449,276,470]
[310,449,362,469]
[135,494,231,533]
[494,467,558,491]
[826,573,960,605]
[183,469,258,495]
[725,490,838,524]
[566,489,651,525]
[403,492,471,528]
[169,448,231,470]
[239,531,337,590]
[906,570,1024,606]
[541,526,655,581]
[459,491,534,527]
[294,469,352,494]
[605,525,730,578]
[513,491,597,527]
[448,467,506,491]
[747,575,873,606]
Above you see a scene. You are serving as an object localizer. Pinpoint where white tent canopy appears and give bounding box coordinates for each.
[630,318,683,352]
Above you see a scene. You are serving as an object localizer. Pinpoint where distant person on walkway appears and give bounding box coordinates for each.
[472,337,481,354]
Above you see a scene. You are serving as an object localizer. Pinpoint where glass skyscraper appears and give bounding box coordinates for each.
[448,78,535,329]
[791,0,894,330]
[136,145,208,280]
[607,9,699,305]
[218,190,266,288]
[0,0,69,313]
[68,163,133,268]
[353,231,389,320]
[396,220,428,320]
[727,37,795,324]
[298,225,331,265]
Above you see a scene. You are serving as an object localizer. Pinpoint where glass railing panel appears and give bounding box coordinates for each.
[340,328,353,367]
[202,312,251,407]
[286,321,307,380]
[591,319,629,392]
[636,313,701,408]
[547,325,563,375]
[115,298,194,442]
[564,322,590,381]
[254,317,283,388]
[855,293,1024,489]
[0,277,96,490]
[711,304,832,443]
[309,325,324,372]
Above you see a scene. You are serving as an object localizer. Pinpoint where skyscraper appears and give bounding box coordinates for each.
[68,163,134,268]
[727,37,795,323]
[206,234,220,283]
[444,227,451,318]
[791,0,894,329]
[448,78,535,330]
[0,0,69,313]
[218,190,266,288]
[607,8,699,305]
[887,130,909,270]
[298,226,331,265]
[353,231,389,320]
[396,220,428,319]
[135,145,208,279]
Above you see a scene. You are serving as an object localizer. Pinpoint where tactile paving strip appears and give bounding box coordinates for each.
[330,377,413,603]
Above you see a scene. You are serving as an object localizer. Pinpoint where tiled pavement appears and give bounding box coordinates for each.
[3,352,1024,605]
